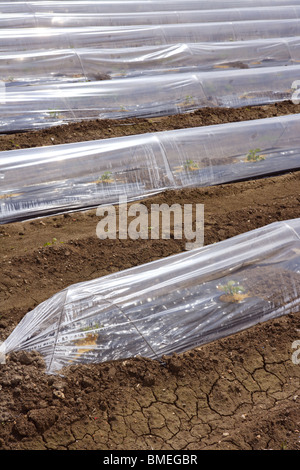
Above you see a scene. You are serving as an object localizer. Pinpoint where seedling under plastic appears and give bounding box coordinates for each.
[183,159,200,171]
[245,148,266,162]
[217,280,249,303]
[96,171,114,184]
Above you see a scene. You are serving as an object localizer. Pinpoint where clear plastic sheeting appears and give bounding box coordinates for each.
[1,113,300,224]
[1,0,300,14]
[2,37,300,84]
[1,218,299,374]
[0,65,298,132]
[2,20,300,52]
[2,7,300,28]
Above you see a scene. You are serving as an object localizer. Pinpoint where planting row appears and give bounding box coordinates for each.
[2,20,300,52]
[2,6,300,28]
[1,113,300,224]
[1,64,299,133]
[2,0,300,14]
[1,218,299,374]
[2,37,300,85]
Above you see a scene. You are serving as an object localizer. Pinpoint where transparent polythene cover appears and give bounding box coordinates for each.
[1,113,300,224]
[1,37,300,84]
[1,218,299,374]
[1,6,300,28]
[1,1,300,15]
[1,20,300,53]
[0,64,299,133]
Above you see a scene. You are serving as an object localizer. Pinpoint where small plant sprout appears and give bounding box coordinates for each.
[217,280,249,303]
[44,237,57,247]
[246,148,266,162]
[183,159,200,171]
[9,140,20,149]
[184,95,195,105]
[73,333,99,360]
[48,110,61,119]
[81,322,103,332]
[96,171,114,184]
[178,95,196,108]
[218,280,245,295]
[43,238,64,247]
[101,171,112,181]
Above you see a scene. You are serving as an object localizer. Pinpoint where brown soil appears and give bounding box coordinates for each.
[0,170,300,450]
[0,103,300,451]
[0,101,298,151]
[0,314,299,451]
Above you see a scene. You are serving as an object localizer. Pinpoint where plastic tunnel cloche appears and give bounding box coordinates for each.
[0,113,300,224]
[1,218,299,374]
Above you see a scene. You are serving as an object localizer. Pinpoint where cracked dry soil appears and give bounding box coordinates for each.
[0,105,300,451]
[0,316,299,450]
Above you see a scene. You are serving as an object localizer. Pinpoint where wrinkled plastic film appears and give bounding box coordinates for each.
[1,113,300,224]
[2,7,300,28]
[1,0,300,14]
[2,37,300,85]
[2,21,300,52]
[0,65,298,133]
[2,219,300,374]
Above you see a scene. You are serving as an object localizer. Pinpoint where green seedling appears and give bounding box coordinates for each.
[217,280,246,296]
[246,148,266,162]
[97,171,114,183]
[184,95,195,105]
[48,110,61,119]
[81,323,103,332]
[101,171,112,180]
[9,140,20,149]
[217,280,249,303]
[183,159,200,171]
[43,237,60,247]
[281,441,288,450]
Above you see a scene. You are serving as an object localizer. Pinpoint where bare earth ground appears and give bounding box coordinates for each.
[0,101,299,151]
[0,104,299,451]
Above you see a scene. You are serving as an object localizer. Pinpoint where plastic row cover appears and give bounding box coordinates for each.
[1,113,300,224]
[1,0,300,14]
[1,64,299,133]
[2,20,300,52]
[2,7,300,28]
[1,218,299,374]
[2,37,300,84]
